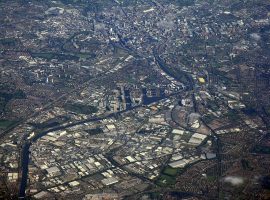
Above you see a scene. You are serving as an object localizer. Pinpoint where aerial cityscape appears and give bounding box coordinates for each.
[0,0,270,199]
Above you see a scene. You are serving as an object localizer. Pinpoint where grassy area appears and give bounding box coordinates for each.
[175,0,195,6]
[29,116,69,129]
[181,131,193,142]
[242,107,257,116]
[163,166,179,176]
[0,120,17,129]
[207,100,219,112]
[113,46,129,57]
[263,106,270,116]
[117,0,140,6]
[0,89,26,114]
[252,145,270,154]
[31,52,80,61]
[85,127,103,135]
[0,91,26,101]
[148,192,161,199]
[241,159,253,170]
[219,192,226,200]
[161,0,195,7]
[225,110,240,121]
[76,53,96,60]
[203,114,216,123]
[56,0,115,16]
[0,38,18,46]
[64,103,98,115]
[156,174,176,187]
[206,175,217,182]
[261,175,270,190]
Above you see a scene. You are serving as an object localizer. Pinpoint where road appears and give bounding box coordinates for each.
[18,33,194,198]
[18,87,183,198]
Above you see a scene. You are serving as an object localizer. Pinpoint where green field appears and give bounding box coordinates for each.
[64,103,98,115]
[253,145,270,154]
[160,0,195,7]
[31,52,80,61]
[163,166,179,176]
[0,120,17,129]
[0,38,18,46]
[0,89,26,114]
[225,110,240,121]
[206,175,217,182]
[156,174,176,187]
[203,114,216,123]
[241,159,253,170]
[85,127,103,135]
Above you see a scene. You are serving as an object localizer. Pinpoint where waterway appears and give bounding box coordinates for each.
[18,91,178,198]
[19,115,109,198]
[19,40,192,198]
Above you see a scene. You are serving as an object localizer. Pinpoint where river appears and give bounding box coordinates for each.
[19,38,192,198]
